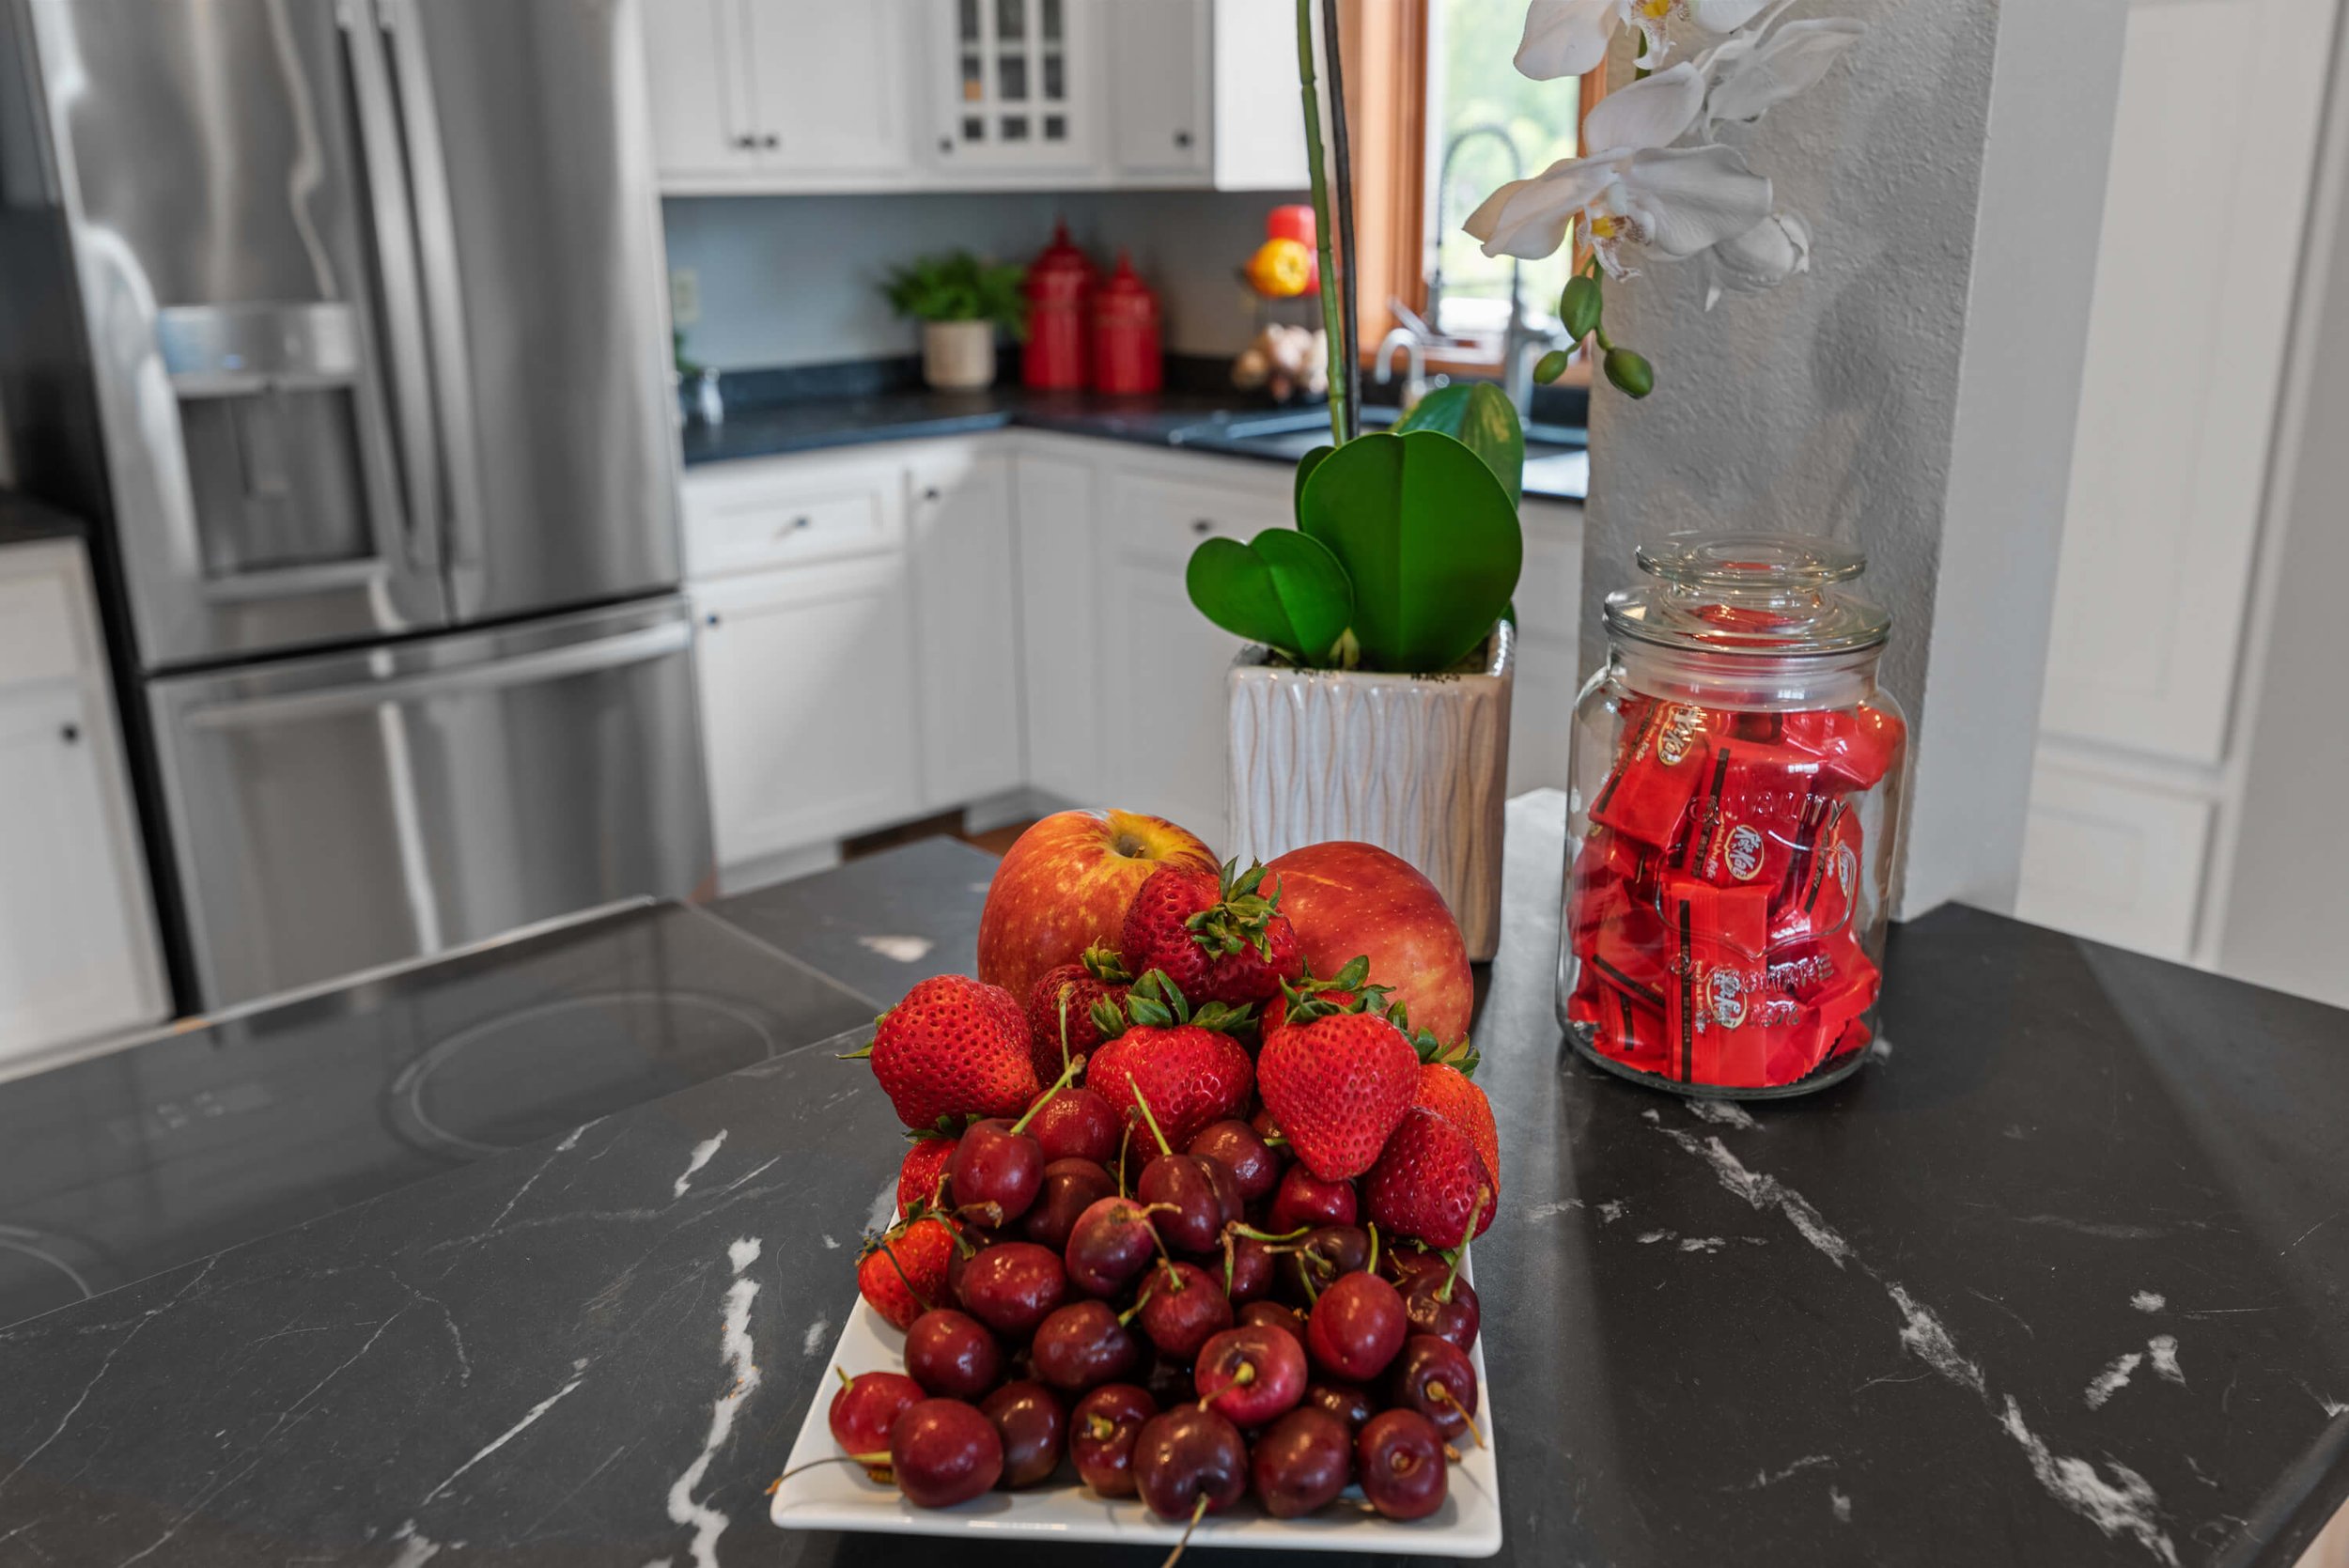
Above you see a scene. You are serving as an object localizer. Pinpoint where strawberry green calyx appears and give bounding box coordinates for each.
[1121,970,1255,1034]
[1413,1032,1481,1077]
[1080,943,1134,986]
[1183,859,1287,961]
[903,1112,980,1143]
[1275,955,1395,1026]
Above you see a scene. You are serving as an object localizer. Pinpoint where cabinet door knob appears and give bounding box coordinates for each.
[940,137,956,154]
[1174,130,1193,148]
[704,613,721,628]
[923,487,941,503]
[1190,518,1214,536]
[59,722,79,744]
[791,515,812,530]
[734,133,757,149]
[761,132,780,148]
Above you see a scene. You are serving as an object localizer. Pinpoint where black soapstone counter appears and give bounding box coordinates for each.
[0,794,2344,1565]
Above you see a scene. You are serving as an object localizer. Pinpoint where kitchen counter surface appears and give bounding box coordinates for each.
[678,381,1594,503]
[2,798,2346,1565]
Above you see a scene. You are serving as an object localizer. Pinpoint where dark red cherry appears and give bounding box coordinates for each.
[1303,1378,1377,1435]
[1139,1155,1224,1253]
[1132,1405,1249,1522]
[1404,1268,1481,1351]
[1268,1165,1358,1233]
[957,1242,1067,1338]
[1137,1260,1232,1362]
[1188,1120,1279,1202]
[828,1369,922,1458]
[1193,1324,1307,1428]
[1276,1225,1369,1305]
[890,1397,1003,1508]
[1356,1408,1447,1520]
[1389,1333,1480,1442]
[1031,1086,1121,1164]
[979,1379,1066,1489]
[1022,1158,1116,1251]
[1238,1299,1308,1350]
[904,1308,1002,1400]
[1066,1196,1163,1297]
[1030,1299,1142,1393]
[1198,1157,1246,1233]
[950,1118,1045,1226]
[1070,1383,1157,1497]
[1217,1233,1277,1304]
[1305,1270,1408,1381]
[1251,1405,1352,1518]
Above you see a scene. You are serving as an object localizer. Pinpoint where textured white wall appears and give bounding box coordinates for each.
[1579,0,2127,918]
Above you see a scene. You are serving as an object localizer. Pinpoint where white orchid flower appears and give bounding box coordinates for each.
[1697,17,1865,132]
[1463,64,1773,276]
[1700,210,1811,307]
[1515,0,1785,81]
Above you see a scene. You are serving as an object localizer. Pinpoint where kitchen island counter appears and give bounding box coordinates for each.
[1,795,2344,1566]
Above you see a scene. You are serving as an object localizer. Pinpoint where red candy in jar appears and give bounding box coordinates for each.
[1557,535,1906,1098]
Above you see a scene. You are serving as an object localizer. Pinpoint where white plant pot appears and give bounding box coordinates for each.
[1227,623,1516,961]
[922,320,997,391]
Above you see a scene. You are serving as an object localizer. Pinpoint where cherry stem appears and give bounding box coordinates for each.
[1159,1493,1210,1568]
[1057,993,1074,1076]
[1365,1220,1381,1277]
[1199,1359,1257,1412]
[1117,1121,1134,1198]
[1431,1382,1486,1449]
[871,1236,933,1314]
[1119,1283,1157,1326]
[773,1453,890,1489]
[1224,1222,1312,1245]
[1128,1082,1174,1157]
[1438,1188,1487,1304]
[1011,1052,1085,1136]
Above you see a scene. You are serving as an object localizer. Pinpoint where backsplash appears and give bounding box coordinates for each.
[659,188,1308,371]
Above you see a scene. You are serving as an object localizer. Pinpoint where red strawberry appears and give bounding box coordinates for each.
[895,1134,958,1219]
[1023,944,1131,1081]
[1257,1001,1419,1183]
[1412,1053,1499,1195]
[1085,971,1255,1150]
[866,975,1037,1130]
[1364,1109,1496,1250]
[1119,860,1303,1006]
[856,1214,957,1330]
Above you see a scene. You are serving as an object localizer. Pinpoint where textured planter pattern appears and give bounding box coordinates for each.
[1228,626,1515,960]
[921,320,996,390]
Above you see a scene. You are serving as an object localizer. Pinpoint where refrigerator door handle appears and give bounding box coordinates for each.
[183,621,692,732]
[338,0,442,577]
[376,0,488,576]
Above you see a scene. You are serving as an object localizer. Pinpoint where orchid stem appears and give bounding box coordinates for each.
[1295,0,1347,448]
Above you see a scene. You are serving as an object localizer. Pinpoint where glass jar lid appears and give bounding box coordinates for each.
[1603,532,1891,656]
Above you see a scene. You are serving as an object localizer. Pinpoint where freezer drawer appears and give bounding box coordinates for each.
[148,599,712,1010]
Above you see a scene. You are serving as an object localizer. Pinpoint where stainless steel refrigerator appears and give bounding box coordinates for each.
[0,0,711,1010]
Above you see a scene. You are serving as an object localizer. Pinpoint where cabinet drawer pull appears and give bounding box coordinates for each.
[59,722,79,745]
[788,516,812,531]
[761,132,779,148]
[733,133,757,149]
[1190,518,1215,536]
[1174,130,1193,148]
[923,487,941,504]
[704,613,721,629]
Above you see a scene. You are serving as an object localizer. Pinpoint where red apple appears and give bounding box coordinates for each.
[1264,843,1474,1046]
[978,810,1218,1005]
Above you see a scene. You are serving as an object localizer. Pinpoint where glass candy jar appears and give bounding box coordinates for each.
[1556,535,1907,1097]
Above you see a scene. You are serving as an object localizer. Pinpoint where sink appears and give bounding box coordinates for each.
[1170,404,1588,499]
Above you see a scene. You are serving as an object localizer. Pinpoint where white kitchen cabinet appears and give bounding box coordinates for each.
[0,541,167,1066]
[691,559,925,867]
[641,0,916,192]
[926,0,1097,177]
[1105,0,1211,179]
[909,447,1025,807]
[1012,446,1106,802]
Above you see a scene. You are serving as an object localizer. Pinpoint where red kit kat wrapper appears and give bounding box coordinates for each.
[1783,706,1906,793]
[1679,739,1822,891]
[1659,876,1770,1083]
[1784,798,1865,942]
[1571,831,1670,1003]
[1571,970,1672,1077]
[1592,701,1713,848]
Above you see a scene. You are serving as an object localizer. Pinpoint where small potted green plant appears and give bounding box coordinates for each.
[881,251,1027,392]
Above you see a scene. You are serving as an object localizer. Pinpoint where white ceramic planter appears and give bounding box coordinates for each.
[1227,623,1515,961]
[921,319,997,390]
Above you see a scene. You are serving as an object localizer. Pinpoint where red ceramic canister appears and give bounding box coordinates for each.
[1022,222,1094,392]
[1090,254,1162,396]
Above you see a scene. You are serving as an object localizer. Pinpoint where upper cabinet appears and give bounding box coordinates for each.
[642,0,916,192]
[641,0,1304,194]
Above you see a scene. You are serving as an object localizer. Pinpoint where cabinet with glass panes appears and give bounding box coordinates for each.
[930,0,1093,171]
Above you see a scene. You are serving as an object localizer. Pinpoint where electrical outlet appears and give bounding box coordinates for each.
[670,268,701,327]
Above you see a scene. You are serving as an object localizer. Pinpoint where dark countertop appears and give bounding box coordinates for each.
[3,799,2346,1565]
[0,490,86,549]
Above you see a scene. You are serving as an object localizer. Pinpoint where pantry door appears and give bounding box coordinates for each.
[2017,0,2341,958]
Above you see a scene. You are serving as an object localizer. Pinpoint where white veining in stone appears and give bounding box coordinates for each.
[1829,1487,1853,1523]
[674,1132,729,1200]
[2131,1291,2166,1313]
[1999,1399,2177,1566]
[2086,1353,2142,1410]
[1523,1200,1583,1220]
[1887,1284,1985,1394]
[821,1234,840,1250]
[1678,1236,1726,1254]
[1688,1099,1760,1130]
[386,1521,442,1568]
[418,1374,587,1507]
[858,936,934,964]
[1734,1453,1832,1490]
[802,1317,831,1357]
[1638,1230,1671,1246]
[665,1239,765,1568]
[2148,1336,2184,1386]
[556,1118,602,1153]
[1597,1201,1628,1224]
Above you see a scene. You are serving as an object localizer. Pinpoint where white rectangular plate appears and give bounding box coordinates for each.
[771,1254,1501,1557]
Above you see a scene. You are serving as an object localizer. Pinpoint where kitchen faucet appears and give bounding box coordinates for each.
[1423,123,1570,418]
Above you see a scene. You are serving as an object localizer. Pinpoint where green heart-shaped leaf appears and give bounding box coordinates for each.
[1393,382,1525,508]
[1294,443,1335,522]
[1185,527,1354,663]
[1298,430,1521,674]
